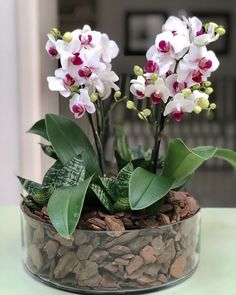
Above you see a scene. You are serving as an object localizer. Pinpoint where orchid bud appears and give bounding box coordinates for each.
[205,87,214,95]
[215,26,226,36]
[114,90,122,99]
[138,111,146,120]
[134,65,143,76]
[210,103,217,110]
[50,28,61,39]
[126,100,135,109]
[63,32,73,42]
[151,73,158,81]
[205,22,218,30]
[90,93,98,102]
[204,81,212,87]
[192,84,201,90]
[181,88,192,97]
[194,106,202,114]
[198,98,210,109]
[143,108,151,117]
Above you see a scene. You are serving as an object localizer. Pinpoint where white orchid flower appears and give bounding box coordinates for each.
[145,78,170,104]
[72,25,101,48]
[164,93,196,122]
[47,68,76,97]
[184,16,219,46]
[130,76,146,99]
[45,34,59,58]
[163,16,189,39]
[69,89,95,119]
[177,44,219,86]
[99,33,119,63]
[165,74,188,97]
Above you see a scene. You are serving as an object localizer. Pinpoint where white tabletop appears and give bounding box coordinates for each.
[0,207,235,295]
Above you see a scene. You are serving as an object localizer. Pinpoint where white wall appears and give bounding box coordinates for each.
[0,0,58,205]
[0,0,20,205]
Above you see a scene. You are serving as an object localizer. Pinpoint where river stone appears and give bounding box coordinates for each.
[54,251,78,279]
[128,236,152,253]
[74,261,98,281]
[74,231,90,246]
[170,255,187,278]
[151,236,165,256]
[139,245,157,264]
[109,245,131,255]
[78,273,102,288]
[90,250,109,262]
[104,232,139,248]
[28,244,44,272]
[76,244,93,260]
[54,233,74,247]
[145,262,162,277]
[136,274,157,285]
[44,240,59,259]
[158,239,176,264]
[105,216,125,236]
[126,255,144,275]
[32,226,44,248]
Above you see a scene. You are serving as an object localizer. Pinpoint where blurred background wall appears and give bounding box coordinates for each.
[0,0,235,206]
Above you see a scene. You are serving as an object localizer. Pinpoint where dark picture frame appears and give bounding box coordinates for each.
[124,11,167,56]
[191,12,231,54]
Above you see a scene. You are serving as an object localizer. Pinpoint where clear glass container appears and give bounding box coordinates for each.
[21,205,200,294]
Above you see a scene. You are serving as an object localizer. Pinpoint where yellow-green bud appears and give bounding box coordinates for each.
[205,22,218,30]
[134,65,143,76]
[204,81,212,87]
[198,97,210,109]
[194,106,202,114]
[192,84,201,90]
[205,87,214,95]
[50,28,61,38]
[63,32,73,42]
[181,88,192,97]
[215,26,226,36]
[143,108,151,117]
[151,73,158,81]
[210,103,217,110]
[114,90,122,99]
[90,93,98,102]
[138,112,145,120]
[126,100,135,109]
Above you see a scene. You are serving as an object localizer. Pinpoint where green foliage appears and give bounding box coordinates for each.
[39,143,58,159]
[47,176,93,239]
[113,124,132,162]
[17,176,42,195]
[129,168,174,210]
[45,114,101,177]
[28,119,49,141]
[33,187,54,205]
[90,183,114,213]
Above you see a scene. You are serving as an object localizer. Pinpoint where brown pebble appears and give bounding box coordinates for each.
[151,236,165,256]
[170,255,187,278]
[28,244,44,271]
[105,215,125,234]
[74,260,98,281]
[90,250,109,262]
[54,252,78,279]
[126,255,144,275]
[109,245,131,255]
[76,244,93,260]
[139,245,157,264]
[44,240,59,259]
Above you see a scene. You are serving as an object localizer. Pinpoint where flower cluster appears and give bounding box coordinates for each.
[46,25,119,118]
[129,16,225,122]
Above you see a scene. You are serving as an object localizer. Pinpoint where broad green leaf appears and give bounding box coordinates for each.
[28,119,49,141]
[162,138,217,180]
[115,150,129,170]
[171,174,194,190]
[113,124,132,162]
[48,176,93,239]
[163,139,236,182]
[39,143,58,160]
[17,176,42,195]
[33,187,54,205]
[90,183,114,213]
[45,114,101,176]
[129,168,174,210]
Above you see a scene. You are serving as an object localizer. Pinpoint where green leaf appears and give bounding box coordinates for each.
[113,196,130,211]
[116,162,134,197]
[43,161,63,187]
[171,174,194,190]
[115,150,129,170]
[28,119,49,141]
[113,124,132,162]
[39,143,58,160]
[17,176,42,195]
[45,114,101,176]
[129,168,174,210]
[32,187,54,205]
[90,183,114,213]
[99,176,118,201]
[163,139,236,183]
[47,176,93,239]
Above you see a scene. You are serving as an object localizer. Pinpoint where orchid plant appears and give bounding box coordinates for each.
[19,17,236,239]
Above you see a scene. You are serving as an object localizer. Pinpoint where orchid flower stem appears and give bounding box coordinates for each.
[87,113,104,175]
